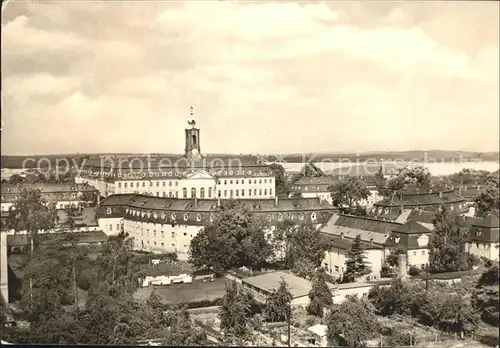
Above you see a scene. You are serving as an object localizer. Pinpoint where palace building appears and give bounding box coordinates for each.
[76,119,275,199]
[96,194,335,259]
[1,183,99,212]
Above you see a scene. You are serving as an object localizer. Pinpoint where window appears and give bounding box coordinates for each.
[230,180,233,184]
[266,214,272,221]
[150,182,153,186]
[200,188,205,199]
[183,213,189,221]
[334,266,339,272]
[269,189,273,196]
[208,187,212,198]
[175,192,178,198]
[161,231,164,238]
[191,188,196,198]
[130,182,134,188]
[172,232,175,238]
[196,214,201,222]
[156,182,159,187]
[254,189,257,196]
[249,189,252,196]
[156,192,159,196]
[169,181,172,187]
[218,180,221,185]
[236,180,239,184]
[118,183,122,188]
[163,192,166,197]
[236,189,239,197]
[230,190,233,197]
[241,190,244,197]
[162,182,166,187]
[259,179,262,184]
[264,189,267,195]
[224,180,227,185]
[147,229,149,236]
[278,213,283,221]
[259,189,262,195]
[421,250,425,255]
[142,182,146,187]
[264,179,267,183]
[117,224,120,231]
[161,242,164,247]
[413,251,417,256]
[124,183,128,188]
[109,224,113,231]
[254,179,257,184]
[183,188,187,198]
[183,232,187,236]
[299,213,304,220]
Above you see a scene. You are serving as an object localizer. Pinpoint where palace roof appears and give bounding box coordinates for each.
[1,183,98,194]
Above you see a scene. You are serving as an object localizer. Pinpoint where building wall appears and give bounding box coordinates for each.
[123,220,201,259]
[322,247,384,280]
[406,249,429,268]
[466,242,499,261]
[99,217,124,236]
[78,175,275,200]
[332,286,373,304]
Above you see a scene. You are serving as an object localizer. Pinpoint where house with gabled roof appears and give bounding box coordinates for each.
[465,213,499,261]
[320,214,435,280]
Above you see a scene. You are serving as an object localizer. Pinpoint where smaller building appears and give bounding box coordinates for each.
[307,324,332,347]
[332,282,375,304]
[140,261,194,287]
[241,271,335,306]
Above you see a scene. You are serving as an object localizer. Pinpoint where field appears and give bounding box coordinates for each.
[133,277,231,305]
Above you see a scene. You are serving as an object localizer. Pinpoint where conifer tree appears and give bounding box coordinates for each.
[219,281,253,337]
[264,279,293,322]
[307,268,334,317]
[343,235,371,283]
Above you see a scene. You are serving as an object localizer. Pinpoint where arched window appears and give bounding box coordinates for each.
[196,214,202,222]
[191,188,196,198]
[208,187,212,198]
[182,188,187,198]
[200,188,205,199]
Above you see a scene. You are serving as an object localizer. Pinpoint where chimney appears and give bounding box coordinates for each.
[398,253,408,279]
[275,196,279,207]
[439,191,443,199]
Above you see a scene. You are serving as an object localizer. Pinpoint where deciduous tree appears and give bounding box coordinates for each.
[472,262,499,326]
[219,281,254,337]
[328,177,370,215]
[474,178,499,217]
[270,163,291,198]
[326,296,380,347]
[428,207,469,273]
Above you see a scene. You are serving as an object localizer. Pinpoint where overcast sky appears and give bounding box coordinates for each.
[1,0,499,155]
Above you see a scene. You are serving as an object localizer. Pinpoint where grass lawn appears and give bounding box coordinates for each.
[133,277,231,305]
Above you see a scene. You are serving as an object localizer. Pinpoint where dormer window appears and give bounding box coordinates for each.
[183,213,189,221]
[209,214,215,222]
[171,213,176,220]
[266,214,272,221]
[476,230,482,236]
[299,213,304,221]
[106,208,112,215]
[196,214,202,222]
[311,212,317,221]
[278,213,283,221]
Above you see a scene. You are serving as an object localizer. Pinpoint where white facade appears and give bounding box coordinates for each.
[322,247,384,281]
[466,241,499,261]
[77,172,275,200]
[99,217,124,236]
[141,274,193,287]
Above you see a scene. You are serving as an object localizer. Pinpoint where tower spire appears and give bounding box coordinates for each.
[190,105,194,117]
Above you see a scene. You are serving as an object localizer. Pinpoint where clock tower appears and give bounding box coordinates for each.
[185,107,202,160]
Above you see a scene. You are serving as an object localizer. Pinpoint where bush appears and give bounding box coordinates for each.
[478,333,500,347]
[408,265,422,276]
[160,297,223,310]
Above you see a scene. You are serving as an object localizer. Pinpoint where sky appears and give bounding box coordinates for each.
[1,0,499,155]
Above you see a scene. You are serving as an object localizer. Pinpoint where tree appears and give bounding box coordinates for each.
[64,205,80,230]
[162,308,207,345]
[428,206,469,273]
[270,163,291,198]
[385,245,406,268]
[474,178,499,217]
[219,281,253,337]
[302,162,324,178]
[328,177,370,215]
[264,279,293,322]
[326,296,381,347]
[374,166,385,187]
[382,165,431,197]
[286,223,328,277]
[189,201,272,272]
[9,188,57,249]
[307,268,334,317]
[343,235,371,283]
[472,262,499,326]
[8,174,24,184]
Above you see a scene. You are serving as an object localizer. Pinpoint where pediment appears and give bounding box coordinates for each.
[185,170,215,180]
